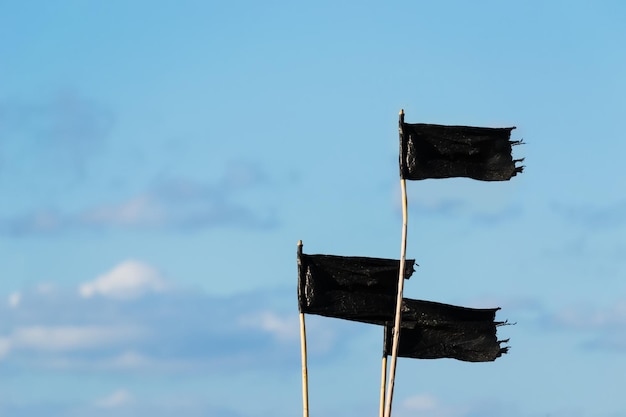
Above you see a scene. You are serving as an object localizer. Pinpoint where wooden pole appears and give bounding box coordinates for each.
[298,241,310,417]
[379,355,388,417]
[379,325,389,417]
[384,110,408,417]
[299,312,309,417]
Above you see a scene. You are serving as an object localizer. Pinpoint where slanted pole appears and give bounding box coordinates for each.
[384,110,409,417]
[379,325,389,417]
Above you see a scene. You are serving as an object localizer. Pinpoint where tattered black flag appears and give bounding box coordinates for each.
[384,299,509,362]
[297,250,509,361]
[399,113,524,181]
[297,252,416,325]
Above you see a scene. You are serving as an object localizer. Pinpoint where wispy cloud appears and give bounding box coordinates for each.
[394,393,517,417]
[0,388,251,417]
[95,389,134,409]
[551,200,626,230]
[0,261,348,372]
[549,301,626,330]
[535,299,626,353]
[238,311,299,343]
[582,333,626,352]
[80,196,165,229]
[0,92,114,171]
[400,393,453,417]
[2,325,141,353]
[403,179,523,225]
[7,292,21,308]
[0,163,277,236]
[79,260,166,300]
[468,294,626,354]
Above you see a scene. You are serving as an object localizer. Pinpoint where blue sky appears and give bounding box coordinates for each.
[1,1,625,416]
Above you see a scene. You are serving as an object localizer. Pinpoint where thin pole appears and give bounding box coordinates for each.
[379,355,388,417]
[379,325,389,417]
[299,312,310,417]
[297,241,310,417]
[384,110,408,417]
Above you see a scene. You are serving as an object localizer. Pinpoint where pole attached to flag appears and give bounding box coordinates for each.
[384,110,409,417]
[379,325,389,417]
[298,240,310,417]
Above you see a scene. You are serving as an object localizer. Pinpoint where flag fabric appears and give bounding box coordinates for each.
[383,299,509,362]
[297,251,509,361]
[399,119,524,181]
[297,252,416,325]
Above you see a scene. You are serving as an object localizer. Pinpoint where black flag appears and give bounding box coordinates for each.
[297,252,416,325]
[399,114,524,181]
[384,299,509,362]
[297,251,509,361]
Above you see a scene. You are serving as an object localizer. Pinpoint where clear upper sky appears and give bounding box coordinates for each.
[1,1,625,416]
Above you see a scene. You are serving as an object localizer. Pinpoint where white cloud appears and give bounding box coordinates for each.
[0,338,11,360]
[397,393,464,417]
[29,210,63,232]
[95,389,134,408]
[0,284,303,372]
[9,325,141,352]
[36,283,56,294]
[109,351,151,369]
[80,260,166,299]
[403,393,439,411]
[0,324,143,361]
[81,195,164,228]
[238,311,299,342]
[0,164,276,236]
[8,291,21,308]
[552,300,626,330]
